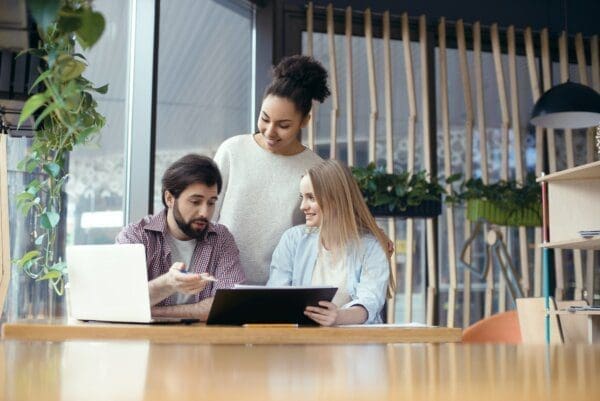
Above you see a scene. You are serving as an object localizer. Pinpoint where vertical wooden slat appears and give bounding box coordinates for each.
[306,2,315,150]
[456,19,472,328]
[559,31,584,301]
[507,25,531,301]
[470,21,488,326]
[345,6,355,166]
[592,35,600,91]
[420,15,437,327]
[439,17,457,327]
[491,23,510,316]
[541,28,564,300]
[575,33,588,85]
[326,4,338,159]
[382,11,396,323]
[365,8,377,163]
[402,12,417,323]
[589,35,599,306]
[524,27,543,298]
[0,133,10,318]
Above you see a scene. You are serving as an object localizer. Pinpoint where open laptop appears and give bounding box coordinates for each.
[66,243,196,324]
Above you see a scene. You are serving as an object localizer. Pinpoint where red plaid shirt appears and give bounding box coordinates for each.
[116,209,245,306]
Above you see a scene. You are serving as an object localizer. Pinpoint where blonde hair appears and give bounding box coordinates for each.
[307,160,393,292]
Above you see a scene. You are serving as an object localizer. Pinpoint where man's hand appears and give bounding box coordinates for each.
[168,262,210,295]
[304,301,339,326]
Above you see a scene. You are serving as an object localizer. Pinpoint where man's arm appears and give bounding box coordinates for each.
[148,262,210,306]
[212,227,245,289]
[151,297,214,320]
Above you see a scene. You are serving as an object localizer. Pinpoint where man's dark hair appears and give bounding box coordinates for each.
[161,154,222,208]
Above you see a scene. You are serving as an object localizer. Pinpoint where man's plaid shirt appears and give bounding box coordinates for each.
[116,209,245,306]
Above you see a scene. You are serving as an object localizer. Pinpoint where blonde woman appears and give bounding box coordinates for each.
[267,160,391,326]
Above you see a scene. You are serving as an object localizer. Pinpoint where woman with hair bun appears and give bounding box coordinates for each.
[213,55,330,285]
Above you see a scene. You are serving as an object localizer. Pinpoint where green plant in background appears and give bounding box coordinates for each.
[14,0,107,295]
[351,163,445,216]
[446,173,542,227]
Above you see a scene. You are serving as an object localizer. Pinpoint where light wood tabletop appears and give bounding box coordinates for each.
[1,319,461,344]
[1,340,599,401]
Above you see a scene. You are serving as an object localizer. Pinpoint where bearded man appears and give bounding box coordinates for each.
[116,154,244,320]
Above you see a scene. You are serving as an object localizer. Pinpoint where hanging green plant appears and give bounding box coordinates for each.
[14,0,107,295]
[351,163,445,218]
[446,173,542,227]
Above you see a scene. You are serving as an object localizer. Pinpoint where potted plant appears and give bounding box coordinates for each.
[14,0,107,295]
[351,163,444,218]
[446,173,542,227]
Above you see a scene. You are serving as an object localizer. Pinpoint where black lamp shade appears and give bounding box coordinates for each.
[530,81,600,129]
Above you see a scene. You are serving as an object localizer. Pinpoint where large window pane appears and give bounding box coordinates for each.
[66,0,130,246]
[153,0,254,212]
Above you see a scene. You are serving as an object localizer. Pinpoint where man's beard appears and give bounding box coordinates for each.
[172,200,209,240]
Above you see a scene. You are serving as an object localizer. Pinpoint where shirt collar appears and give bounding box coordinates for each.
[144,209,217,238]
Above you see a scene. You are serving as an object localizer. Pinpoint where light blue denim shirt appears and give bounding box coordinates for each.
[266,225,390,324]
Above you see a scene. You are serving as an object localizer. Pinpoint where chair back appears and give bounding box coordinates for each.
[462,310,522,343]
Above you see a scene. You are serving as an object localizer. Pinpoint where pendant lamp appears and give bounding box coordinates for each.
[529,0,600,129]
[530,81,600,129]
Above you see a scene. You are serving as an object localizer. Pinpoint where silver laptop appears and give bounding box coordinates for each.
[67,243,193,323]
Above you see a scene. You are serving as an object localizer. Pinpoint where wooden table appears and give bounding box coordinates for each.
[1,340,599,401]
[1,320,461,344]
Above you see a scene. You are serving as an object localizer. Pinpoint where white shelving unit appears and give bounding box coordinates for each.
[538,160,600,344]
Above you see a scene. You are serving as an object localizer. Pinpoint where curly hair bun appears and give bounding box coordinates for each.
[272,55,331,103]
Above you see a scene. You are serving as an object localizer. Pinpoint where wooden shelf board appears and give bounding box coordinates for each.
[537,160,600,182]
[540,237,600,250]
[550,309,600,316]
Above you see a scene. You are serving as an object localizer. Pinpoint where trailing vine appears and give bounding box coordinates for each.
[15,0,107,295]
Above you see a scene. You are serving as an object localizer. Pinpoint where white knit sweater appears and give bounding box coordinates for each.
[213,134,322,284]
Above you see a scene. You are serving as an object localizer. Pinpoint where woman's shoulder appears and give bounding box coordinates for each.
[358,233,386,254]
[282,225,318,242]
[297,146,323,165]
[217,134,254,150]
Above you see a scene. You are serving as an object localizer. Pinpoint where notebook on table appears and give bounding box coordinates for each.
[66,243,198,324]
[206,285,338,326]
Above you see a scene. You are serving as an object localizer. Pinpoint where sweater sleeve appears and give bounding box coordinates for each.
[213,140,231,222]
[343,238,390,323]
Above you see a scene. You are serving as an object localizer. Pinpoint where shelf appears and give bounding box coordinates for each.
[550,309,600,316]
[541,237,600,250]
[537,160,600,182]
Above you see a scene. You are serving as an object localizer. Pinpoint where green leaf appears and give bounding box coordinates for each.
[37,270,62,281]
[16,192,34,202]
[76,10,105,48]
[75,126,100,144]
[93,84,108,94]
[27,0,61,31]
[40,211,60,229]
[51,261,67,272]
[43,162,61,178]
[34,233,47,246]
[34,102,60,128]
[29,69,51,93]
[16,250,41,268]
[18,93,47,127]
[57,9,83,32]
[25,159,39,173]
[56,56,86,82]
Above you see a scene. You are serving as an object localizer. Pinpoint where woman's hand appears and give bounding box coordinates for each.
[304,301,339,326]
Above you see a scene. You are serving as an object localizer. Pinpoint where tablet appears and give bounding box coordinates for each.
[206,286,338,326]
